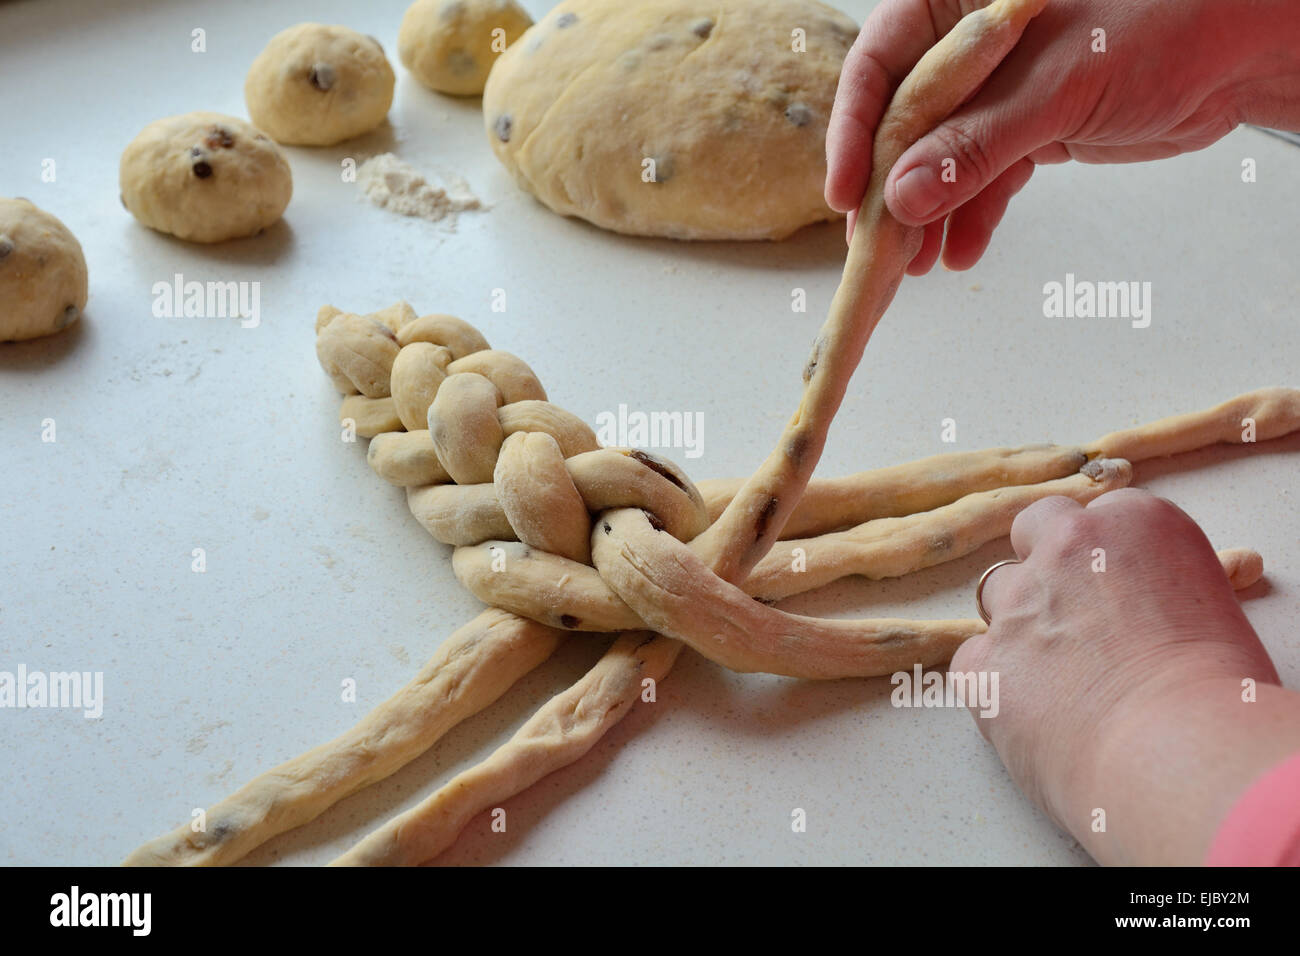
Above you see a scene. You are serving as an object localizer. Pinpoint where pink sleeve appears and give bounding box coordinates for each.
[1205,749,1300,866]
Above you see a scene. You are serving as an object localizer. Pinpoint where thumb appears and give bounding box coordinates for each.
[885,98,1052,226]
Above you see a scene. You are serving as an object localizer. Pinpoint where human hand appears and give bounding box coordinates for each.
[826,0,1300,273]
[949,488,1300,864]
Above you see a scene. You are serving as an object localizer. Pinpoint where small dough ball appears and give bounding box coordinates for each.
[246,23,395,145]
[120,112,292,243]
[399,0,533,96]
[0,198,88,342]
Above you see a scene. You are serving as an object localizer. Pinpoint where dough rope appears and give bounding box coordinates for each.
[696,443,1092,539]
[332,630,679,866]
[128,0,1292,867]
[123,610,562,866]
[454,460,1135,627]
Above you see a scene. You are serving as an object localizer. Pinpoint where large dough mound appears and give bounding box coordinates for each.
[482,0,858,240]
[0,198,88,342]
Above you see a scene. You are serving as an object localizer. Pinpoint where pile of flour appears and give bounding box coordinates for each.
[357,153,482,226]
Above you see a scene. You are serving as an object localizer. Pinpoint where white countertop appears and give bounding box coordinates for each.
[2,0,1297,866]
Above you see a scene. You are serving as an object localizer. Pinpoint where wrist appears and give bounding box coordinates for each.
[1206,0,1300,130]
[1068,672,1300,865]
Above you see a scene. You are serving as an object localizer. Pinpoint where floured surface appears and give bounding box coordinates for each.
[1,0,1298,867]
[358,152,482,225]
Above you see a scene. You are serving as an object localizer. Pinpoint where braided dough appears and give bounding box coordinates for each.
[454,457,1133,624]
[127,284,1283,864]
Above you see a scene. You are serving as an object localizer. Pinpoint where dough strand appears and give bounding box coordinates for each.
[123,611,561,866]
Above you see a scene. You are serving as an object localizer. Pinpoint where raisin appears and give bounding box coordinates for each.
[205,125,235,149]
[368,319,398,342]
[692,18,714,39]
[784,103,812,127]
[0,237,12,260]
[928,533,955,553]
[556,12,578,28]
[786,431,809,466]
[193,161,214,179]
[630,450,687,491]
[494,114,513,142]
[559,614,581,629]
[754,496,779,538]
[447,49,476,74]
[647,153,674,183]
[802,335,823,382]
[309,62,336,91]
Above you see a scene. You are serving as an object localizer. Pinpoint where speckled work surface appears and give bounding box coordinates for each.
[1,0,1297,866]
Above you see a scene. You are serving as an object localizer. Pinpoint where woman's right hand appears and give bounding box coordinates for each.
[825,0,1300,273]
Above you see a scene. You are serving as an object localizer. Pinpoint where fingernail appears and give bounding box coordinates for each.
[894,165,944,221]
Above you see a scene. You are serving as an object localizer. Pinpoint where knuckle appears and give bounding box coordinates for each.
[1011,494,1065,536]
[1046,508,1098,556]
[1133,493,1197,535]
[931,120,995,184]
[846,51,892,109]
[1106,488,1186,527]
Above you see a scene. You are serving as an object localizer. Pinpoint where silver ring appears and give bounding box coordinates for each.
[975,559,1021,624]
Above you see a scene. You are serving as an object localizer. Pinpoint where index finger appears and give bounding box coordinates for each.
[825,0,994,213]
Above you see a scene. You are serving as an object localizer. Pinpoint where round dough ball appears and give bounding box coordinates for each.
[119,112,293,243]
[245,23,395,145]
[400,0,533,96]
[0,198,88,342]
[482,0,859,240]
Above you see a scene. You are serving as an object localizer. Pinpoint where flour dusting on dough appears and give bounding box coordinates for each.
[357,153,482,226]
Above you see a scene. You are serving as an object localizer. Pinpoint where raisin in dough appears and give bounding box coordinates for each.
[482,0,859,240]
[119,112,293,243]
[0,198,88,342]
[246,23,395,145]
[399,0,533,96]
